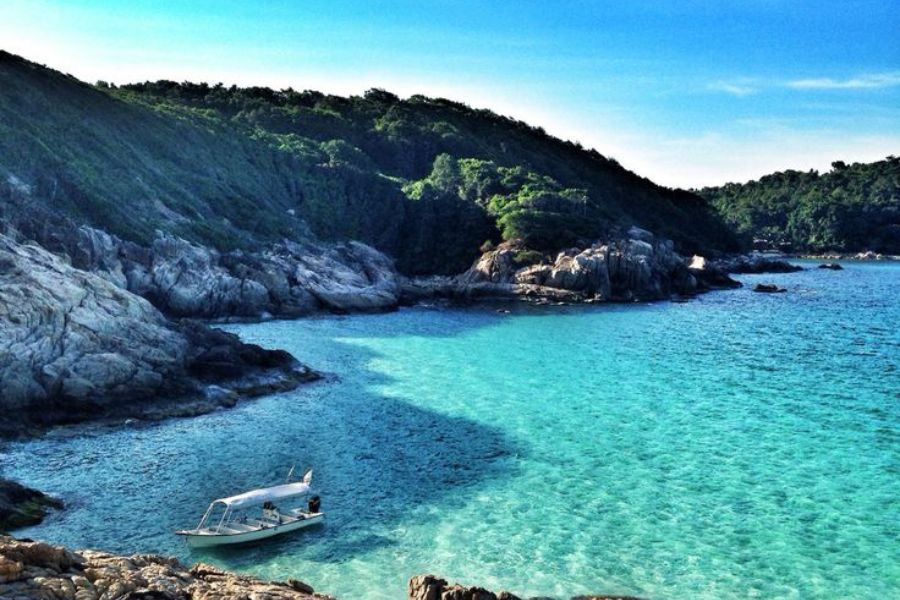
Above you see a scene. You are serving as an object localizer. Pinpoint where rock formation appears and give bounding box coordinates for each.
[0,481,63,532]
[715,255,803,274]
[24,223,402,319]
[408,574,645,600]
[0,540,649,600]
[0,536,330,599]
[752,283,787,293]
[403,227,740,304]
[0,234,317,436]
[408,574,521,600]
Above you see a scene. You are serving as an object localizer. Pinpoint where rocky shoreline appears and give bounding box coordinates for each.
[793,251,898,261]
[0,218,803,594]
[0,536,642,600]
[1,217,799,441]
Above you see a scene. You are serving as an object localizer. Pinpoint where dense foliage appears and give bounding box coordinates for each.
[1,51,739,275]
[700,158,900,254]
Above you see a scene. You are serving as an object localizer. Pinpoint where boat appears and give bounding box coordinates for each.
[176,469,324,548]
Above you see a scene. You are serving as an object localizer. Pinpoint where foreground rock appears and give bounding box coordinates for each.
[0,481,62,533]
[0,234,317,437]
[409,574,522,600]
[408,574,644,600]
[404,228,740,304]
[0,536,330,599]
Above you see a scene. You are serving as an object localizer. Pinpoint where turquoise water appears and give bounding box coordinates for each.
[4,262,899,599]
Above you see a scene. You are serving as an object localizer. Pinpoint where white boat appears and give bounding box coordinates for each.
[176,469,324,548]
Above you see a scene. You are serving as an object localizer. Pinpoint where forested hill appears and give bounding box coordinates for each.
[699,158,900,254]
[0,51,738,275]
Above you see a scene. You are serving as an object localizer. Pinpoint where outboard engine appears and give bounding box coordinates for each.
[308,495,321,513]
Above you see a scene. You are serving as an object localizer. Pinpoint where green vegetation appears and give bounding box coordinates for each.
[700,158,900,254]
[0,51,739,274]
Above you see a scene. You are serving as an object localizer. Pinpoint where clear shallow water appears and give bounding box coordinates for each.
[4,262,899,599]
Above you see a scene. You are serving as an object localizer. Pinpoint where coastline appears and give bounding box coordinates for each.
[0,233,807,530]
[0,225,812,597]
[0,535,638,600]
[2,260,887,599]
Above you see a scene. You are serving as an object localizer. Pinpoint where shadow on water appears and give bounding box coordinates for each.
[1,306,523,569]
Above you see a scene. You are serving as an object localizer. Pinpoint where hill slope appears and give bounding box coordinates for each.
[699,158,900,254]
[0,51,738,275]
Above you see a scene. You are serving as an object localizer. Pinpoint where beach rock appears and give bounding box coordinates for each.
[818,263,844,270]
[0,536,327,599]
[753,283,786,293]
[0,234,317,436]
[0,479,63,532]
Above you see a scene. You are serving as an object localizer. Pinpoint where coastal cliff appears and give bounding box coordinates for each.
[0,233,318,437]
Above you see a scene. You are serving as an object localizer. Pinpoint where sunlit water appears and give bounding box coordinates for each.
[4,262,898,599]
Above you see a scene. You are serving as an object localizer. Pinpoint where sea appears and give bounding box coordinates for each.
[3,261,898,599]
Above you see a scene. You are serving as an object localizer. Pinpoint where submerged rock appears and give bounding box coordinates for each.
[818,263,844,270]
[753,283,787,293]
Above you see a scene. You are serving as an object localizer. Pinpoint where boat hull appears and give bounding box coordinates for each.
[177,513,325,548]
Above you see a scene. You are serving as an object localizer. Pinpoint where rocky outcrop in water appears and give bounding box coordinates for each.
[0,234,317,436]
[715,255,803,274]
[403,227,739,303]
[752,283,787,293]
[0,481,63,533]
[0,536,330,599]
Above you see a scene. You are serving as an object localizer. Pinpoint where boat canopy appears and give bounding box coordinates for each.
[214,482,311,509]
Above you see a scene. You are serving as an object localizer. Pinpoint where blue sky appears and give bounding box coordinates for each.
[2,0,898,187]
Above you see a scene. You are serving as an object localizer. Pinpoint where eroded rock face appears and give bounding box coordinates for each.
[48,226,401,319]
[0,536,330,599]
[0,234,316,435]
[0,235,189,420]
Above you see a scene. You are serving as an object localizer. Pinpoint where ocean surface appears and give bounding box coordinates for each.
[4,262,898,599]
